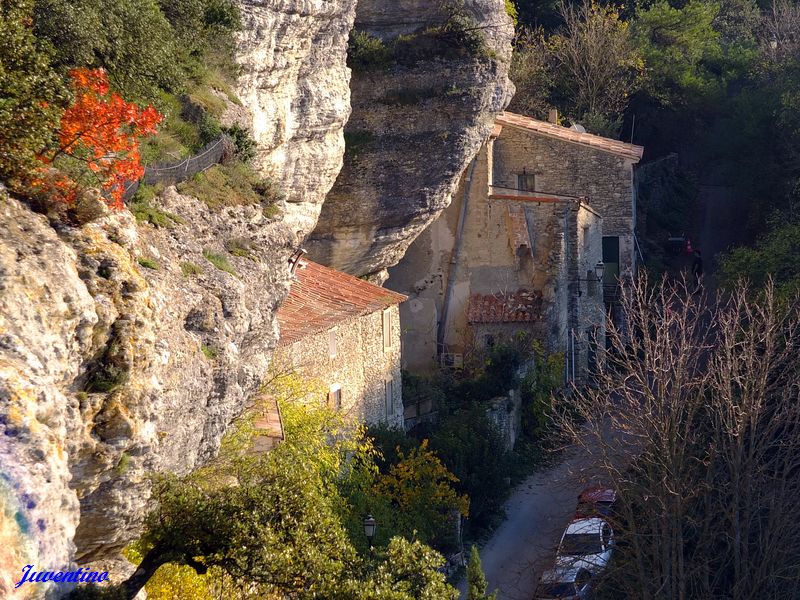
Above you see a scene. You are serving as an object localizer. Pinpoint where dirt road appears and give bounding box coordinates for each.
[457,447,599,600]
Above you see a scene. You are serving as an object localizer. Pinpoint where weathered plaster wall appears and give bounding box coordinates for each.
[492,125,638,277]
[273,306,403,427]
[388,129,609,381]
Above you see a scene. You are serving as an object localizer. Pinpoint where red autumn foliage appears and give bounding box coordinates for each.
[39,68,162,209]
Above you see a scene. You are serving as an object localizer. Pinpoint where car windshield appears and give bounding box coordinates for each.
[560,533,602,555]
[535,582,576,598]
[596,501,613,514]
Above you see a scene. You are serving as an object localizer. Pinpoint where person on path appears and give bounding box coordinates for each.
[691,249,703,292]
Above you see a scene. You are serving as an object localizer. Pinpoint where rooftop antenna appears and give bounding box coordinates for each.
[630,114,636,144]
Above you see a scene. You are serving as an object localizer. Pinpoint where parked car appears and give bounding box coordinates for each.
[575,486,617,518]
[533,567,593,599]
[555,517,614,575]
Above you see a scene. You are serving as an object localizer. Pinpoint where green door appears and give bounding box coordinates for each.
[602,236,620,285]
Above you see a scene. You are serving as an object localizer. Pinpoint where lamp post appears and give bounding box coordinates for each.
[363,515,377,549]
[577,261,605,297]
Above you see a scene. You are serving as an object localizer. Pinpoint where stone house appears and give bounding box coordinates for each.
[273,258,406,428]
[386,111,643,384]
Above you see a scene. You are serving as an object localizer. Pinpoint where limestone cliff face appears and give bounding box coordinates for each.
[0,189,295,597]
[0,1,356,595]
[306,0,515,279]
[236,0,357,237]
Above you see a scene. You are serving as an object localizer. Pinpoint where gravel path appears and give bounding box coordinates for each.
[457,446,600,600]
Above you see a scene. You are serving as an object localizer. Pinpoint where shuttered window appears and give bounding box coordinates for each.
[329,328,337,358]
[328,384,342,410]
[382,308,392,352]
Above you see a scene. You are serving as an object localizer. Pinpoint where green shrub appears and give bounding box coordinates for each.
[223,123,257,164]
[178,162,282,211]
[137,257,160,270]
[505,0,518,26]
[347,30,391,70]
[0,0,67,194]
[180,261,203,277]
[34,0,183,102]
[202,249,236,276]
[201,344,218,359]
[197,110,222,144]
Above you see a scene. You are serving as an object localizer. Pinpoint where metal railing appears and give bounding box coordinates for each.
[123,135,232,201]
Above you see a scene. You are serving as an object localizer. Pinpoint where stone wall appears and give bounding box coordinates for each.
[273,306,403,428]
[388,129,608,383]
[492,125,638,278]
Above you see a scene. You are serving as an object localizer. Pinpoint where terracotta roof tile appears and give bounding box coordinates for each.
[277,260,406,346]
[496,111,644,161]
[467,290,544,324]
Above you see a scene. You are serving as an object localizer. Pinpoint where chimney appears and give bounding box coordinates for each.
[548,108,559,124]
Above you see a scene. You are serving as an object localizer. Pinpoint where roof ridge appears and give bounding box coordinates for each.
[496,111,644,161]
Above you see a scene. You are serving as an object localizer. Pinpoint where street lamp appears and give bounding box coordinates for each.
[594,260,605,282]
[363,515,377,548]
[576,261,605,297]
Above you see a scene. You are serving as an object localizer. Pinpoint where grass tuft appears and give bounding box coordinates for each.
[130,184,184,228]
[178,162,282,214]
[203,249,237,276]
[180,261,203,277]
[137,257,160,270]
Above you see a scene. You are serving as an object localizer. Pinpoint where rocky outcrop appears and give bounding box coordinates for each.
[0,1,357,594]
[0,0,512,593]
[0,188,295,597]
[236,0,358,238]
[306,0,514,279]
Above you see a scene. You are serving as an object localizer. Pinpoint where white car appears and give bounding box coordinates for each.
[533,566,593,599]
[554,517,614,575]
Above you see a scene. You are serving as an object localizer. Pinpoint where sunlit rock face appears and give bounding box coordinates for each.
[236,0,358,241]
[306,0,515,279]
[0,190,295,593]
[0,0,358,584]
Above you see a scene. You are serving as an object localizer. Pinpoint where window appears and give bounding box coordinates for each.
[328,384,342,410]
[382,308,392,352]
[384,379,394,418]
[329,328,337,358]
[517,172,536,191]
[602,236,620,285]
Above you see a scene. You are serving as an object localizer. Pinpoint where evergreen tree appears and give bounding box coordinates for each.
[467,545,497,600]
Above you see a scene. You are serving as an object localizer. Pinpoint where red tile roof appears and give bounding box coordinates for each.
[277,260,407,346]
[467,290,544,324]
[496,111,644,161]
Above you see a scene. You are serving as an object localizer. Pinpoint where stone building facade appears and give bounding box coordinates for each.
[387,112,642,383]
[274,259,406,427]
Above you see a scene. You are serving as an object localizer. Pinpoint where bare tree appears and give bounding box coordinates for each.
[762,0,800,62]
[549,0,642,135]
[557,277,800,600]
[508,27,554,120]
